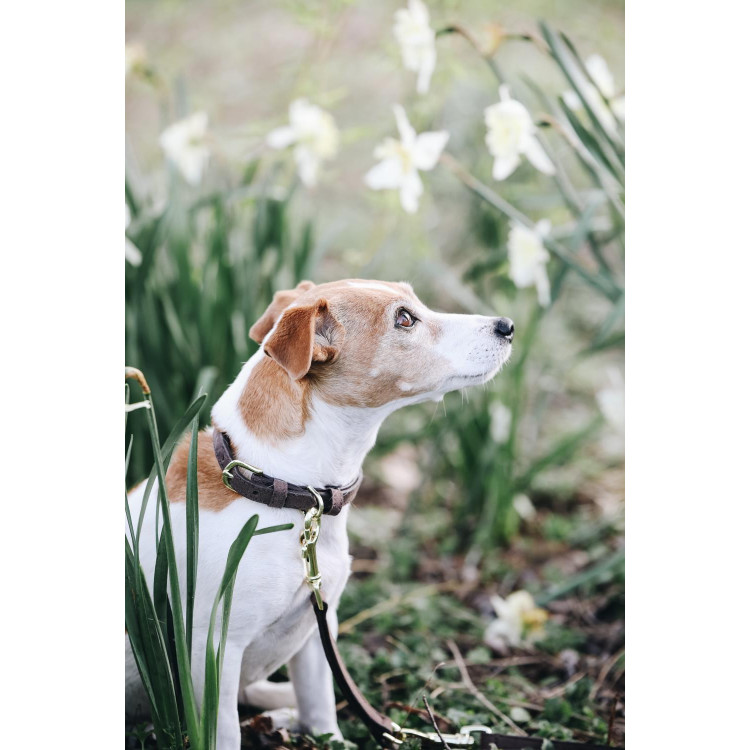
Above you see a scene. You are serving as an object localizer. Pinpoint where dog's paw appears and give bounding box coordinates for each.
[256,708,344,742]
[239,679,297,710]
[258,707,300,731]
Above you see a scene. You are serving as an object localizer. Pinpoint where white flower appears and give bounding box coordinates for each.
[563,54,624,131]
[267,99,339,188]
[489,401,512,443]
[596,367,624,433]
[393,0,437,95]
[507,220,552,307]
[484,591,548,652]
[125,203,142,267]
[484,86,555,181]
[159,112,210,186]
[364,105,449,214]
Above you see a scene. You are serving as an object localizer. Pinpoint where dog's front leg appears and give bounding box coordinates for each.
[288,607,342,740]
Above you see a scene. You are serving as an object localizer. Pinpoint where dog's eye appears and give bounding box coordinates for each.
[395,308,415,329]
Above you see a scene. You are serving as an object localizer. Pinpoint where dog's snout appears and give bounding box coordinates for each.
[494,317,514,341]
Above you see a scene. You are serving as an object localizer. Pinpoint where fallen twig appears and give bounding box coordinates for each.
[446,639,527,737]
[423,695,450,750]
[590,649,625,700]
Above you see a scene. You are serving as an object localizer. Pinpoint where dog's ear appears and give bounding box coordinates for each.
[249,280,316,344]
[264,298,343,381]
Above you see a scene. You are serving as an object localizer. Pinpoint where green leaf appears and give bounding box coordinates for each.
[201,518,292,748]
[540,21,624,167]
[185,414,200,658]
[135,393,208,546]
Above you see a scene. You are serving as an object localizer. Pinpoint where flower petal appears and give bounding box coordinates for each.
[295,146,320,187]
[524,136,555,175]
[364,157,403,190]
[562,90,581,111]
[399,169,423,213]
[267,125,297,149]
[534,265,551,307]
[412,130,449,171]
[408,0,430,25]
[492,153,520,181]
[416,44,436,94]
[393,105,416,146]
[125,238,142,267]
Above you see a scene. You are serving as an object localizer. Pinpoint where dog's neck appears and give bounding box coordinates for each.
[211,350,392,488]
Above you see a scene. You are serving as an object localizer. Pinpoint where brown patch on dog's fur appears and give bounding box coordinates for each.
[238,357,313,442]
[264,299,342,380]
[166,430,239,510]
[249,281,315,344]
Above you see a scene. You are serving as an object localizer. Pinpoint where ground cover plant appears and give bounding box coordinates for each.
[126,1,624,746]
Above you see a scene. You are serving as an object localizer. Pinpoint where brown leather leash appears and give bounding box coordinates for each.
[214,433,623,749]
[311,590,622,749]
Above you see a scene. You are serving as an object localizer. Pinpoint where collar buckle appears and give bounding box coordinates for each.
[221,459,263,489]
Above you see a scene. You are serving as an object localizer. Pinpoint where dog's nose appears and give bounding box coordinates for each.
[494,317,514,341]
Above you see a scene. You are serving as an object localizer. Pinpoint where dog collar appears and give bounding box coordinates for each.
[212,429,362,515]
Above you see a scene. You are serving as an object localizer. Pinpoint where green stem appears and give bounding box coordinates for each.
[436,24,505,85]
[440,153,621,301]
[536,131,614,276]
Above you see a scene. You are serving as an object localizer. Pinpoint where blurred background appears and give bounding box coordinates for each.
[126,0,624,746]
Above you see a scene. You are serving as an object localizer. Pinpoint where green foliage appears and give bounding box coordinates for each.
[125,371,293,749]
[125,173,316,484]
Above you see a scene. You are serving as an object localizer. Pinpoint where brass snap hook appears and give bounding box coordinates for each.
[301,486,326,610]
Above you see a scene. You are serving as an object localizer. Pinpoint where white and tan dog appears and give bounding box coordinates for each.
[126,279,514,749]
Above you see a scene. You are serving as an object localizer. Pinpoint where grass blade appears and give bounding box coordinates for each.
[185,414,200,658]
[135,393,208,546]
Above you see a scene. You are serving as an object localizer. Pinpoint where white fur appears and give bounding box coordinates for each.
[346,280,399,294]
[126,288,512,750]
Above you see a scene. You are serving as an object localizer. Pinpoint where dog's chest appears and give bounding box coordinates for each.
[238,516,352,681]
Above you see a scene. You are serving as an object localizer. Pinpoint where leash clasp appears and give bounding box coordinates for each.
[221,459,263,489]
[300,486,325,610]
[384,723,491,747]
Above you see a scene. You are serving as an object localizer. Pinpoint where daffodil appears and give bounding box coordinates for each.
[563,54,624,132]
[484,86,555,181]
[507,220,552,307]
[159,112,210,186]
[393,0,437,95]
[364,105,449,214]
[267,99,339,188]
[483,591,548,652]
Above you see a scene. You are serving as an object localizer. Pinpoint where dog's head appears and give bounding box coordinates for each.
[249,279,513,409]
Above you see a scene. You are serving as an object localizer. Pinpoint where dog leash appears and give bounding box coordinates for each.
[214,437,622,748]
[301,494,624,749]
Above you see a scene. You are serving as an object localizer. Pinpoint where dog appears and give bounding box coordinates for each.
[126,279,514,749]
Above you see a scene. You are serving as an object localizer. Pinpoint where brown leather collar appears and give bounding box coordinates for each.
[212,429,362,515]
